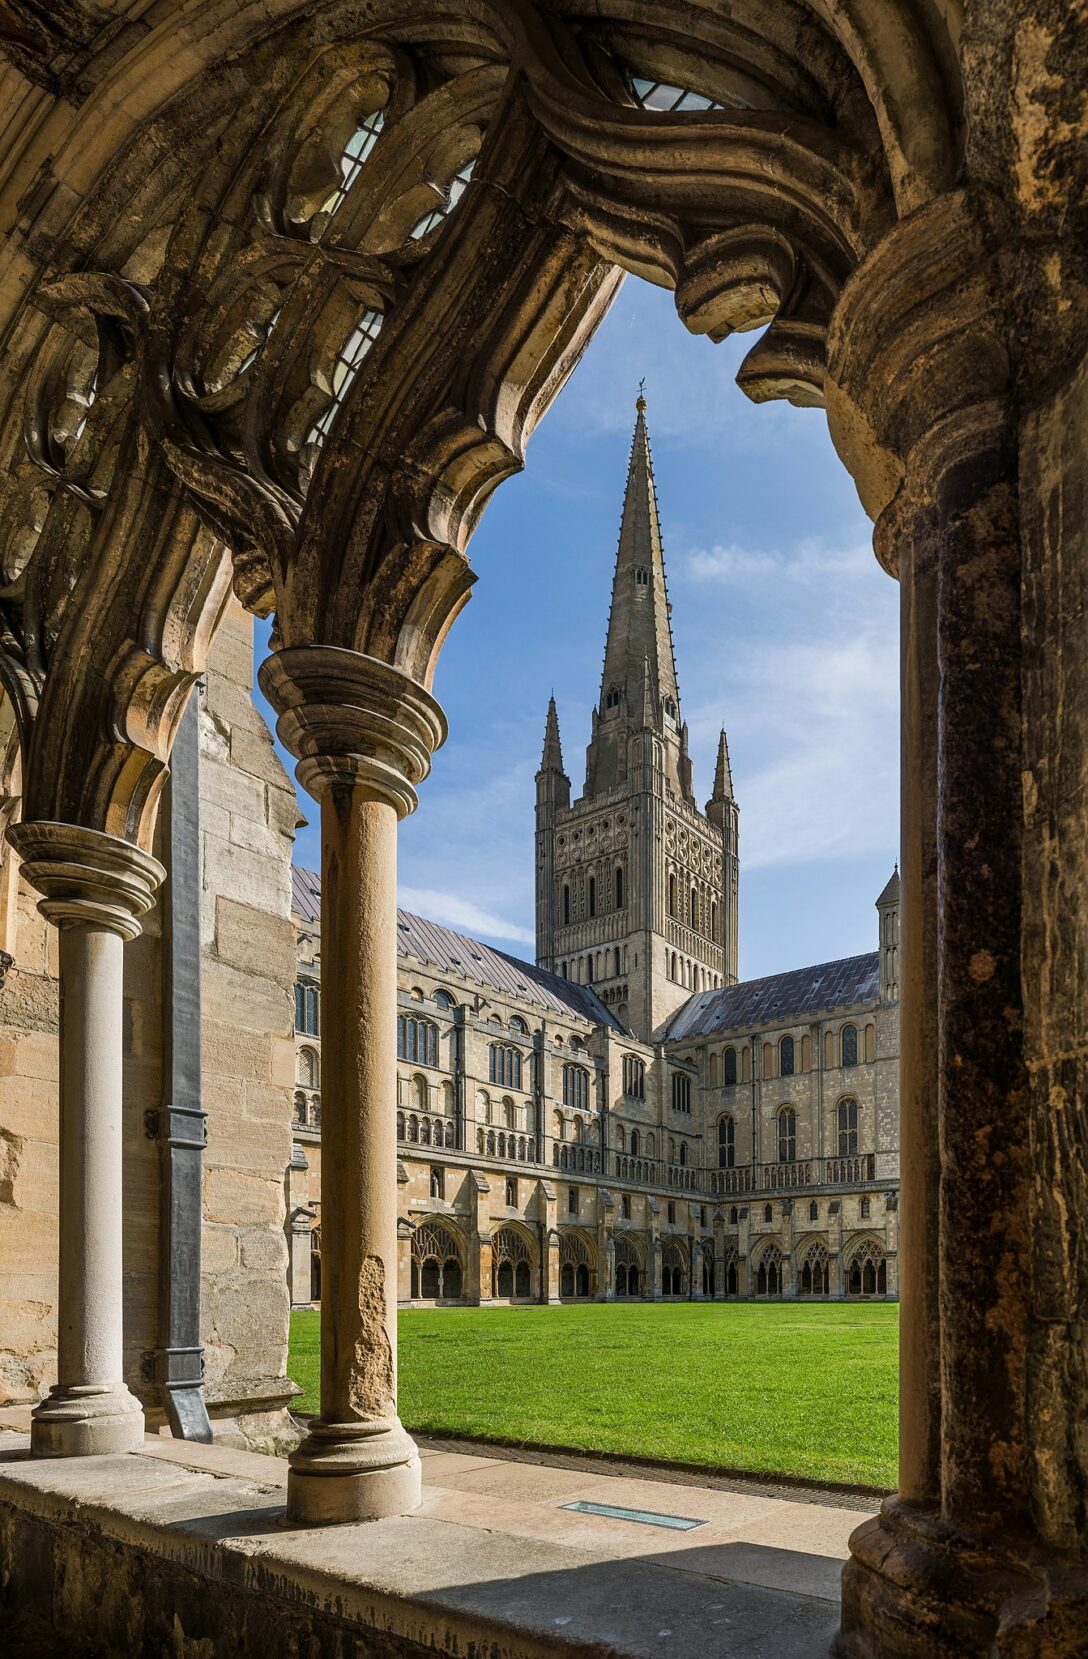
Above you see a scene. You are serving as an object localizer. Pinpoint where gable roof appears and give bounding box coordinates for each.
[290,867,622,1030]
[666,952,880,1041]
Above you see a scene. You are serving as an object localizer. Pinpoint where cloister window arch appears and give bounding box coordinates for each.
[410,1221,463,1302]
[614,1235,643,1299]
[491,1227,534,1300]
[320,108,386,218]
[846,1239,888,1299]
[559,1231,593,1299]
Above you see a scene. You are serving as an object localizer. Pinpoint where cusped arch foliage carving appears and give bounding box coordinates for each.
[0,0,966,843]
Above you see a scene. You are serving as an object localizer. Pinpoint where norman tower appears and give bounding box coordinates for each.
[536,394,739,1041]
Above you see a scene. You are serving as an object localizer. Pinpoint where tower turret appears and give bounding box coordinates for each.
[706,729,740,985]
[876,864,901,1002]
[535,698,570,968]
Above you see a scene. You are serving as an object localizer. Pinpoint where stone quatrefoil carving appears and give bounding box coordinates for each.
[0,0,978,849]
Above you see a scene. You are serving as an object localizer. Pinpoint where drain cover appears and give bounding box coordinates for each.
[561,1501,705,1531]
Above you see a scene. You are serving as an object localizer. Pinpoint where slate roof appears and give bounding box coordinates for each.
[290,867,622,1030]
[665,952,880,1041]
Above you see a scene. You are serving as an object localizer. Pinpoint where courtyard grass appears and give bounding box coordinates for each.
[288,1301,898,1489]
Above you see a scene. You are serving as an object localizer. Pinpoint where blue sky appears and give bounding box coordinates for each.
[253,277,899,981]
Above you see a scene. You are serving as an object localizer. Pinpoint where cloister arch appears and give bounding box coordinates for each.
[613,1233,644,1300]
[559,1228,595,1299]
[410,1218,465,1301]
[490,1223,536,1301]
[0,6,1082,1653]
[843,1234,888,1300]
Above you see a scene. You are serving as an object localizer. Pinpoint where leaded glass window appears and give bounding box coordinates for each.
[321,110,385,216]
[723,1046,737,1085]
[777,1106,796,1163]
[841,1024,858,1067]
[718,1115,735,1169]
[397,1015,437,1067]
[629,75,727,113]
[306,309,384,449]
[410,158,474,240]
[780,1034,795,1077]
[838,1097,858,1157]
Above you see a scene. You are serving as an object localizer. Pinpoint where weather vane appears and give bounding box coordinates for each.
[636,376,646,410]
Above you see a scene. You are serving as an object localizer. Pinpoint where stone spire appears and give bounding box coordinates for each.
[584,392,690,800]
[709,729,734,805]
[539,695,566,777]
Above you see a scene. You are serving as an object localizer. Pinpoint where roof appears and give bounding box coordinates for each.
[665,952,880,1040]
[290,867,622,1031]
[876,865,900,906]
[291,865,321,924]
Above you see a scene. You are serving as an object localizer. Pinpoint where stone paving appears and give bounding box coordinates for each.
[1,1412,874,1656]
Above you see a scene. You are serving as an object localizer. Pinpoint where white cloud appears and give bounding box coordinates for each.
[679,534,899,873]
[397,886,535,948]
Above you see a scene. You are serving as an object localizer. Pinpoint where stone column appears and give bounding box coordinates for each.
[830,193,1088,1653]
[8,822,163,1456]
[260,646,445,1526]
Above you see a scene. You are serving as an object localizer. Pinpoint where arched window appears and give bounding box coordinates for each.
[297,1046,318,1088]
[865,1022,877,1062]
[690,886,698,927]
[605,685,621,710]
[645,1132,655,1157]
[708,1051,719,1087]
[711,902,718,939]
[614,866,624,909]
[762,1040,774,1077]
[717,1115,735,1169]
[294,1091,308,1127]
[764,1203,773,1223]
[777,1107,797,1163]
[728,1206,738,1225]
[585,956,593,983]
[668,873,676,916]
[861,1197,871,1218]
[780,1035,795,1077]
[320,108,385,216]
[588,875,596,917]
[809,1199,819,1222]
[723,1046,737,1086]
[741,1046,751,1083]
[841,1024,859,1067]
[622,1055,645,1098]
[412,1074,427,1111]
[838,1098,859,1156]
[622,1194,632,1221]
[488,1044,522,1089]
[562,1064,590,1112]
[510,1016,527,1034]
[434,988,455,1009]
[615,1125,626,1153]
[562,884,571,925]
[295,982,319,1035]
[671,1073,691,1113]
[679,1142,687,1167]
[397,1016,437,1066]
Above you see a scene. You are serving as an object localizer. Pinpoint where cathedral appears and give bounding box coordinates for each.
[286,399,901,1307]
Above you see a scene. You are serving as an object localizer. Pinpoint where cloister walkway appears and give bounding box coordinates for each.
[0,1408,874,1657]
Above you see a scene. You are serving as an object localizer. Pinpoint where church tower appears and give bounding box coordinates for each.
[535,394,739,1040]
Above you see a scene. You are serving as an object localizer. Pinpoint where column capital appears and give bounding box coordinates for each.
[7,821,164,940]
[825,189,1017,540]
[258,647,447,819]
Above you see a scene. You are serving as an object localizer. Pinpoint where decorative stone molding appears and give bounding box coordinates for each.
[258,646,446,816]
[7,821,165,940]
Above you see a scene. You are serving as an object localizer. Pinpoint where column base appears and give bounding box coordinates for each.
[31,1383,145,1457]
[286,1417,421,1525]
[834,1498,1088,1658]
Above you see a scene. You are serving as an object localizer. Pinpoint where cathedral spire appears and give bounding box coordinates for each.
[539,695,566,776]
[584,392,689,800]
[598,391,679,719]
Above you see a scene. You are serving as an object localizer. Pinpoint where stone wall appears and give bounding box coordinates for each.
[0,600,299,1446]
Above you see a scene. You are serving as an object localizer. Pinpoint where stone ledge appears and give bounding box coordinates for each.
[0,1433,845,1658]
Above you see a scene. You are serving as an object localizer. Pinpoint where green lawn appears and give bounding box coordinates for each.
[289,1302,898,1489]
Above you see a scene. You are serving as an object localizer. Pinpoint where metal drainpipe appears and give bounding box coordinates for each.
[153,693,212,1441]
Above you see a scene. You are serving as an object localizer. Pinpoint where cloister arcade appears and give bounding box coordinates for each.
[0,2,1084,1655]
